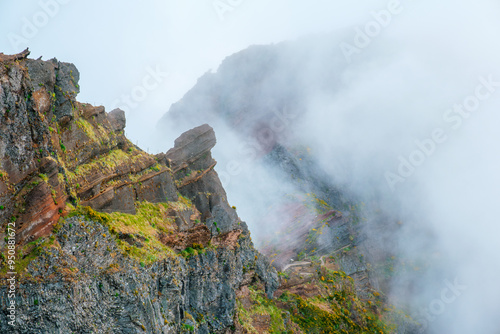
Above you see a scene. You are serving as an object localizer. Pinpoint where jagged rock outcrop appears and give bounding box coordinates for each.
[156,41,377,292]
[0,49,416,333]
[108,108,126,132]
[0,49,181,245]
[0,50,278,333]
[162,124,242,236]
[155,40,421,332]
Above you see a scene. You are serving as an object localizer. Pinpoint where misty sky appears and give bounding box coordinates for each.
[2,0,499,150]
[0,0,387,149]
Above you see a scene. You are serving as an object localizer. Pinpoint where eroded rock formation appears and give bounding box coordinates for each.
[0,49,416,333]
[0,50,278,333]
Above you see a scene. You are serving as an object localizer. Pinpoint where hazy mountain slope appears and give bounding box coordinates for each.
[157,37,421,333]
[0,49,408,333]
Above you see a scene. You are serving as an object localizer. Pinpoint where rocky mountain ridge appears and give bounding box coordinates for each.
[0,49,415,333]
[157,40,422,333]
[0,49,277,333]
[158,40,387,294]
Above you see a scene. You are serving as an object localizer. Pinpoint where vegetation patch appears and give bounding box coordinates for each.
[74,117,112,145]
[70,148,152,186]
[66,200,191,264]
[0,236,57,276]
[236,287,287,334]
[180,243,206,258]
[236,267,400,334]
[303,193,333,215]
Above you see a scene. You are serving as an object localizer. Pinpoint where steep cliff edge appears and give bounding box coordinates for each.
[0,49,415,333]
[157,41,383,293]
[0,50,278,333]
[157,41,422,333]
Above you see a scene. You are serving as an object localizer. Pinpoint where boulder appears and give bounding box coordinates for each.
[165,123,216,170]
[108,108,126,132]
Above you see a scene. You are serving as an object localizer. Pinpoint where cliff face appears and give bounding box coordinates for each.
[0,49,417,333]
[157,41,382,292]
[0,50,277,333]
[156,41,422,332]
[1,216,277,333]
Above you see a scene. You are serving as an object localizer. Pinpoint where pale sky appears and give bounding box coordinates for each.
[0,0,390,149]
